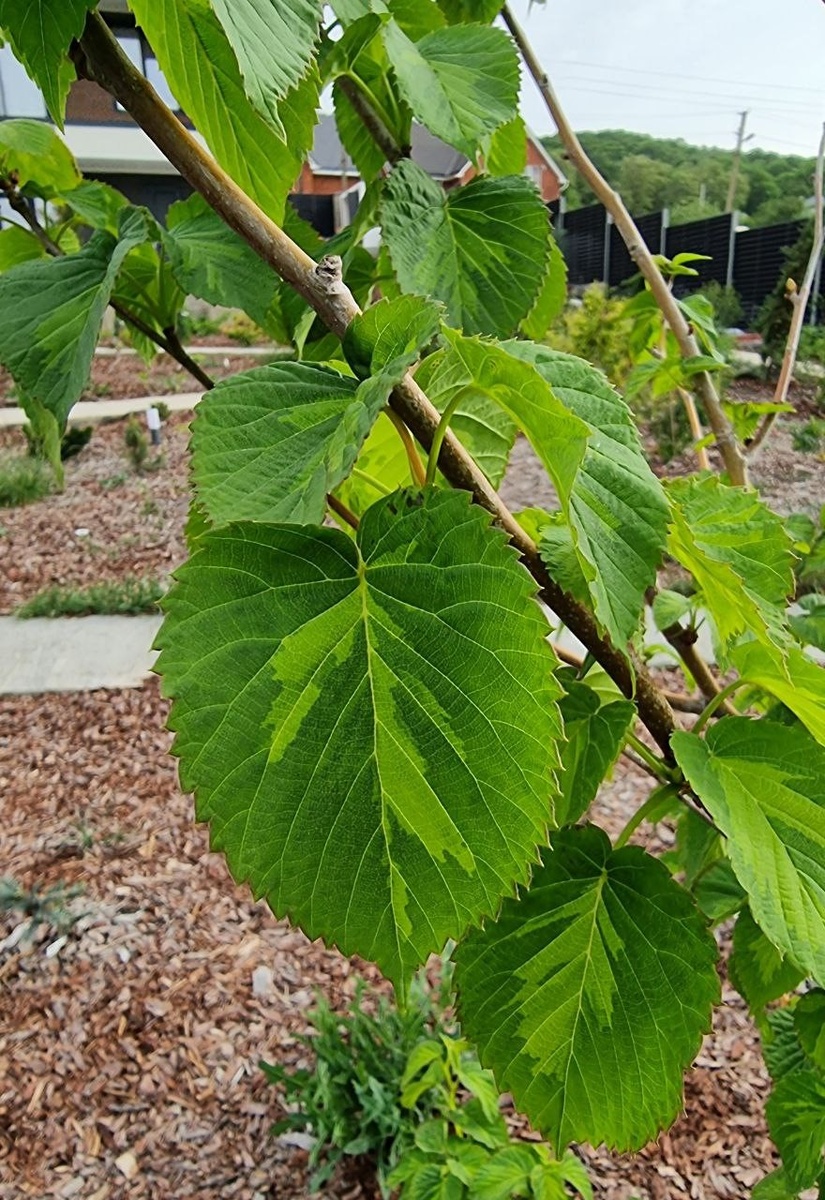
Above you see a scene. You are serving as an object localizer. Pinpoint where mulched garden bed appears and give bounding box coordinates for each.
[0,682,778,1200]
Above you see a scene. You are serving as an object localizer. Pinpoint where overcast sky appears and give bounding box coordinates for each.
[504,0,825,157]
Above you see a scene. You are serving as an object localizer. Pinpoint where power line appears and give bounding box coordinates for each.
[552,74,823,114]
[549,57,825,96]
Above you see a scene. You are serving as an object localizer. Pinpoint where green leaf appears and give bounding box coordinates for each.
[652,589,693,630]
[796,991,825,1070]
[111,242,185,362]
[18,392,63,489]
[190,362,395,526]
[0,119,80,195]
[556,679,634,826]
[728,907,805,1014]
[731,641,825,747]
[0,207,153,431]
[520,228,567,342]
[666,475,795,651]
[416,332,589,503]
[455,824,719,1152]
[157,488,563,990]
[472,1145,536,1200]
[538,519,591,609]
[504,343,669,646]
[62,179,128,234]
[335,412,419,517]
[343,295,442,381]
[164,193,281,332]
[672,718,825,985]
[790,595,825,652]
[766,1072,825,1192]
[382,159,550,337]
[692,858,746,923]
[437,0,505,22]
[128,0,319,222]
[0,226,46,272]
[210,0,321,134]
[485,114,527,177]
[765,1008,810,1083]
[0,1,95,126]
[751,1167,801,1200]
[382,21,518,158]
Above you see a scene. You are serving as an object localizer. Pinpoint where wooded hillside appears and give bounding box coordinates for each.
[542,128,815,226]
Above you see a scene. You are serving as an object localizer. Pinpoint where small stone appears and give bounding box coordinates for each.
[74,527,90,538]
[252,965,273,997]
[45,935,68,958]
[115,1150,139,1180]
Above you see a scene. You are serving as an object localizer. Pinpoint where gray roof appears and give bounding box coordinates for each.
[310,113,469,179]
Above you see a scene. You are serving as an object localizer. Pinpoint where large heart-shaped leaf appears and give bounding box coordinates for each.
[0,0,95,125]
[455,824,719,1151]
[673,718,825,984]
[0,207,153,431]
[382,20,518,158]
[382,159,550,337]
[128,0,318,222]
[157,488,562,990]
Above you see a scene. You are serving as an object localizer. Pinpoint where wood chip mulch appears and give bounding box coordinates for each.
[1,682,780,1199]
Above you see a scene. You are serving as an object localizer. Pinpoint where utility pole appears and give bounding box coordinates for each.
[725,110,753,213]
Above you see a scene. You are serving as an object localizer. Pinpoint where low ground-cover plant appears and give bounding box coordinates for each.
[1,6,824,1197]
[0,454,53,508]
[16,577,165,619]
[264,973,591,1199]
[791,417,825,455]
[0,876,85,942]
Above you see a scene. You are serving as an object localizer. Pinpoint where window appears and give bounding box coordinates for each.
[0,45,47,119]
[145,54,181,112]
[524,164,543,186]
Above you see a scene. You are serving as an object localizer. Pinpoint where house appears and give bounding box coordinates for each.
[0,2,566,232]
[295,113,566,233]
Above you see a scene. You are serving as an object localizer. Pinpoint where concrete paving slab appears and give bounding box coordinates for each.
[0,615,163,695]
[0,394,203,428]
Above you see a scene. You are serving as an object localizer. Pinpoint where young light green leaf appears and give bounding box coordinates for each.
[0,119,80,195]
[190,362,395,526]
[796,991,825,1070]
[128,0,319,222]
[503,343,669,646]
[728,907,805,1015]
[436,0,505,23]
[157,488,563,991]
[652,589,693,630]
[0,207,153,431]
[556,679,634,826]
[62,179,128,234]
[0,1,95,126]
[672,718,825,984]
[455,824,719,1152]
[472,1145,537,1200]
[766,1072,825,1192]
[666,475,795,651]
[164,193,282,333]
[210,0,321,134]
[790,595,825,652]
[751,1168,801,1200]
[382,160,550,337]
[343,294,442,381]
[382,21,519,158]
[731,641,825,747]
[335,413,419,517]
[0,226,46,272]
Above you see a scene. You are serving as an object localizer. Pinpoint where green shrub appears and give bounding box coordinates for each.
[15,577,165,619]
[24,422,93,463]
[0,454,53,507]
[791,418,825,454]
[698,281,743,330]
[545,284,634,387]
[262,974,590,1199]
[124,415,149,472]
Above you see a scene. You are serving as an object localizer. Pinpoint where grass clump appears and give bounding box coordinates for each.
[0,454,53,507]
[16,576,165,619]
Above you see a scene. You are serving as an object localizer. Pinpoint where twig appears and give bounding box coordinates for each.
[747,122,825,456]
[327,492,359,530]
[75,11,680,758]
[500,4,748,487]
[0,173,215,391]
[660,622,736,712]
[335,75,406,166]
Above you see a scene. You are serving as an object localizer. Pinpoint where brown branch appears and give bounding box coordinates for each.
[0,173,215,391]
[335,75,407,166]
[661,622,736,713]
[74,11,678,758]
[327,492,359,530]
[501,4,748,487]
[747,122,825,456]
